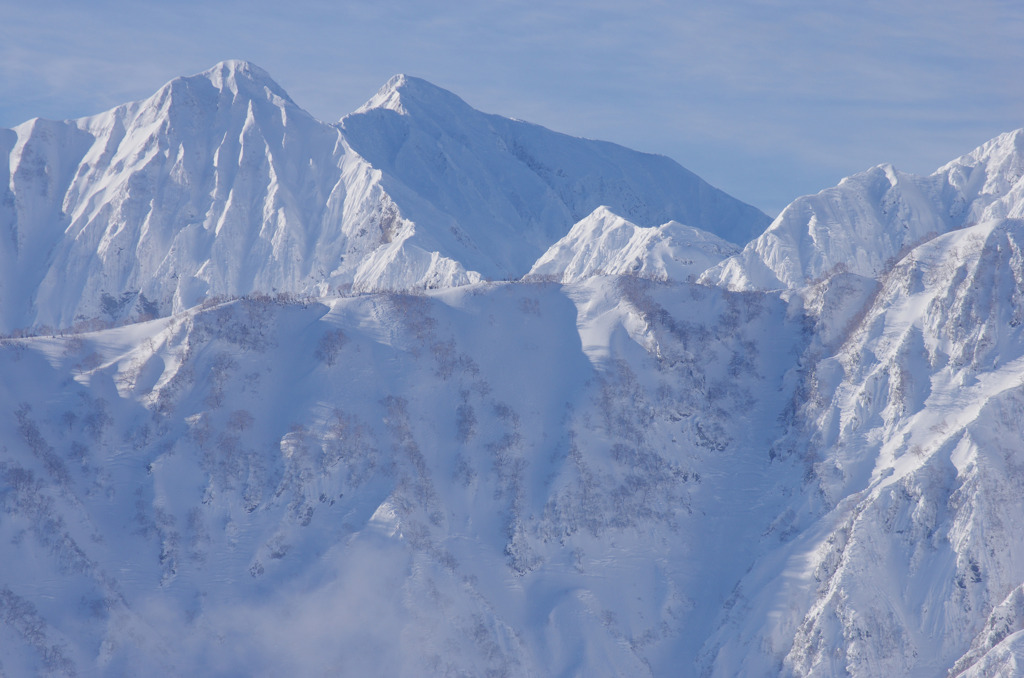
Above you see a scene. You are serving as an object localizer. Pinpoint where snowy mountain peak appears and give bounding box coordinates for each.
[943,127,1024,177]
[201,59,275,86]
[705,128,1024,292]
[0,63,768,333]
[528,206,739,283]
[340,74,768,281]
[939,127,1024,223]
[354,73,471,118]
[163,59,298,110]
[355,74,410,113]
[577,205,626,229]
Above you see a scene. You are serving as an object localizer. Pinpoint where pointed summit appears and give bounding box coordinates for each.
[704,126,1024,292]
[528,206,739,283]
[938,127,1024,223]
[0,64,769,332]
[161,59,298,109]
[200,60,279,89]
[353,74,474,118]
[99,60,303,133]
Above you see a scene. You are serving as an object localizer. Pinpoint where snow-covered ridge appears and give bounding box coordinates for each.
[0,61,769,334]
[10,211,1024,675]
[690,216,1024,677]
[10,59,1024,678]
[0,278,811,676]
[704,128,1024,292]
[526,205,739,283]
[339,72,769,270]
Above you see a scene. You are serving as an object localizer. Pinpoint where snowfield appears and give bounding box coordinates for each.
[3,62,1024,677]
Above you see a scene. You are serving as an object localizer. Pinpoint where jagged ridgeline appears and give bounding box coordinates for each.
[0,60,768,335]
[3,62,1024,677]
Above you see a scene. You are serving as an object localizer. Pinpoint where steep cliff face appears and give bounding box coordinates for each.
[700,218,1024,677]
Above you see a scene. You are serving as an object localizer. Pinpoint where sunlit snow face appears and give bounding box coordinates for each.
[4,0,1022,215]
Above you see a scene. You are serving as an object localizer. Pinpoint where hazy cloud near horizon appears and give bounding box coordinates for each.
[2,0,1022,214]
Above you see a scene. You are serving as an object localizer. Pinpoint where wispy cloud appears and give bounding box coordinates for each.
[114,532,415,675]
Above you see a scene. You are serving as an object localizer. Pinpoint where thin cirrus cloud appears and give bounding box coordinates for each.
[1,0,1022,215]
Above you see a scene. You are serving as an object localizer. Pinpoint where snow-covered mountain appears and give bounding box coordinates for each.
[704,129,1024,291]
[526,206,739,283]
[0,279,811,676]
[701,216,1024,676]
[0,61,769,335]
[5,61,1024,677]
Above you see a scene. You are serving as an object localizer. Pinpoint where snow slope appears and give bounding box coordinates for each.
[704,129,1024,291]
[0,62,769,334]
[6,62,1024,678]
[526,206,739,283]
[0,279,810,676]
[12,216,1024,677]
[702,218,1024,676]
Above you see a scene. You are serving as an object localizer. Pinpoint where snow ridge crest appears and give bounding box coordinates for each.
[0,61,769,334]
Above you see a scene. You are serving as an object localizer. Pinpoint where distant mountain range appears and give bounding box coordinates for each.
[2,62,1024,677]
[0,61,767,334]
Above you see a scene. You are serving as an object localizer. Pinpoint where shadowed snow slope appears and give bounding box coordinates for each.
[0,280,809,676]
[0,63,769,334]
[702,217,1024,677]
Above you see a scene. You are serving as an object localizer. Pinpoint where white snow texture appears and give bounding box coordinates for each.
[3,61,1024,677]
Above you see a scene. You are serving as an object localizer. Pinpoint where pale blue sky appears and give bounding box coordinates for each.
[2,0,1022,215]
